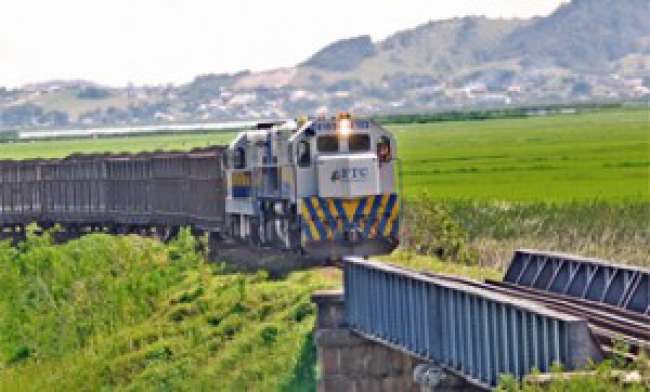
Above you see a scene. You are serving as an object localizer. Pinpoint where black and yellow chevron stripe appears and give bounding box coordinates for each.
[300,194,399,242]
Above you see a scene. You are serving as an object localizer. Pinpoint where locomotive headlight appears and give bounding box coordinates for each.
[338,118,352,136]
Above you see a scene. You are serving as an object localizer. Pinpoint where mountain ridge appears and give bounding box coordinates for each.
[1,0,648,129]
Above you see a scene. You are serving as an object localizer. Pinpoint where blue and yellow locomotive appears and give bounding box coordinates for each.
[225,113,399,259]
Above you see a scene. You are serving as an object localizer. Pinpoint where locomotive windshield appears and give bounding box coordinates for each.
[348,134,370,152]
[317,135,339,153]
[316,133,370,153]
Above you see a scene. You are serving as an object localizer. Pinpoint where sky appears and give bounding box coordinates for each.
[0,0,567,88]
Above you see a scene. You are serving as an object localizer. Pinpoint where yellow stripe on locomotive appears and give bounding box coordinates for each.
[300,194,399,242]
[231,171,252,198]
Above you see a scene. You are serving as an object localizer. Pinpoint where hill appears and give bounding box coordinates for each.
[1,0,648,129]
[292,0,650,90]
[302,35,377,72]
[497,0,650,70]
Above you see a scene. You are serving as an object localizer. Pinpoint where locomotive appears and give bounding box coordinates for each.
[0,113,399,260]
[225,113,399,258]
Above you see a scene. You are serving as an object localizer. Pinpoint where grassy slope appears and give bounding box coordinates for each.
[2,268,336,392]
[0,232,340,391]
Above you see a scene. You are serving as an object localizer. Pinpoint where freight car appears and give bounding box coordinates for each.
[0,113,399,260]
[0,147,225,244]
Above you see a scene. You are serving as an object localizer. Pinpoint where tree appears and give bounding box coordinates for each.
[642,76,650,88]
[571,81,592,96]
[77,86,111,99]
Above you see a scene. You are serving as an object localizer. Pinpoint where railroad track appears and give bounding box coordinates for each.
[344,255,648,388]
[411,269,650,357]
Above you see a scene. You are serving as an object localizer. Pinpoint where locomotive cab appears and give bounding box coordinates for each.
[224,113,399,259]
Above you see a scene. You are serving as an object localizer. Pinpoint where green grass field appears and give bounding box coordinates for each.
[392,108,649,202]
[3,108,647,202]
[0,131,237,160]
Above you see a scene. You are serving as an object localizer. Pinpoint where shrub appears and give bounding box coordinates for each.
[444,200,650,268]
[177,286,204,304]
[6,346,30,365]
[401,197,476,264]
[77,86,111,99]
[260,324,279,345]
[291,302,314,322]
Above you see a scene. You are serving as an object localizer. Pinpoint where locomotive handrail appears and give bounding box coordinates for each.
[393,157,404,239]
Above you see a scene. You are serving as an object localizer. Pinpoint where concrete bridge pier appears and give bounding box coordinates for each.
[312,291,477,392]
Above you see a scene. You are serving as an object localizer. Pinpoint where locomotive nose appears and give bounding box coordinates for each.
[316,153,379,198]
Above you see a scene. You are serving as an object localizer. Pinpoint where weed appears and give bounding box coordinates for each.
[401,197,476,264]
